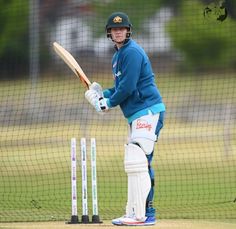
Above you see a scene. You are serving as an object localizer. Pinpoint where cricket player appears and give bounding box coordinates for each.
[85,12,165,226]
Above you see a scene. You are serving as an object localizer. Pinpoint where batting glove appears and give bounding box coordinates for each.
[97,97,110,111]
[85,89,101,112]
[89,82,103,99]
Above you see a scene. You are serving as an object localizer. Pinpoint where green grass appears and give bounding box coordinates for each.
[0,75,235,222]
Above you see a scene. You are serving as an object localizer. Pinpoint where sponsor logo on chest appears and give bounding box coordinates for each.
[115,71,121,77]
[113,61,117,68]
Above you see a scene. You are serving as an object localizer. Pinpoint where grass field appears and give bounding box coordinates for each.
[0,75,235,223]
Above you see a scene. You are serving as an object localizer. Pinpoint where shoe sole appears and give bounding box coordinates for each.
[112,221,156,226]
[123,222,156,226]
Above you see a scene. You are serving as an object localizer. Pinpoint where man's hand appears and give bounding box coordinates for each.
[85,89,109,114]
[89,82,103,99]
[98,97,109,111]
[85,89,100,112]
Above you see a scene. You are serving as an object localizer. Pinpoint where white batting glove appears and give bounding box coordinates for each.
[97,97,109,111]
[85,88,110,114]
[85,89,104,114]
[89,82,103,99]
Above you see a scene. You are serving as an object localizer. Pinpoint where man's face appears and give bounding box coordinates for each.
[111,27,128,43]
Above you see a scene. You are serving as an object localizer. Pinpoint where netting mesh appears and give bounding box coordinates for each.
[0,0,235,222]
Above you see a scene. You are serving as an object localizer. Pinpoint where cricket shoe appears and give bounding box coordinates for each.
[112,215,156,226]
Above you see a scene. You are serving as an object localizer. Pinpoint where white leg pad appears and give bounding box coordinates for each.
[124,143,151,220]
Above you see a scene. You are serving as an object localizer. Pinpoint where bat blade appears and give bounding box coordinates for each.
[53,42,91,89]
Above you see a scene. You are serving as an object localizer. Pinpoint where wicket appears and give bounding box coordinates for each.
[67,137,101,224]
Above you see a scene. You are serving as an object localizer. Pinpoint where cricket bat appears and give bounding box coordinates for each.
[53,42,91,89]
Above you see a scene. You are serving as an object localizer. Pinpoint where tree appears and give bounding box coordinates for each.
[167,0,236,72]
[0,0,29,78]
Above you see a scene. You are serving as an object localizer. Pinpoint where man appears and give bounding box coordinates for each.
[85,12,165,226]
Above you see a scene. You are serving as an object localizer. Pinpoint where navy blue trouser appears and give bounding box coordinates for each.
[145,111,165,217]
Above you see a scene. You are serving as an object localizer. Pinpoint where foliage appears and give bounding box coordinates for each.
[0,0,29,76]
[91,0,161,35]
[167,0,236,71]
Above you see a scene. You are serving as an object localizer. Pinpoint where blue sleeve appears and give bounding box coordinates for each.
[103,88,115,98]
[109,48,142,107]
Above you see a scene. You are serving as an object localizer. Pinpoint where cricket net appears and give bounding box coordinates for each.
[0,0,235,222]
